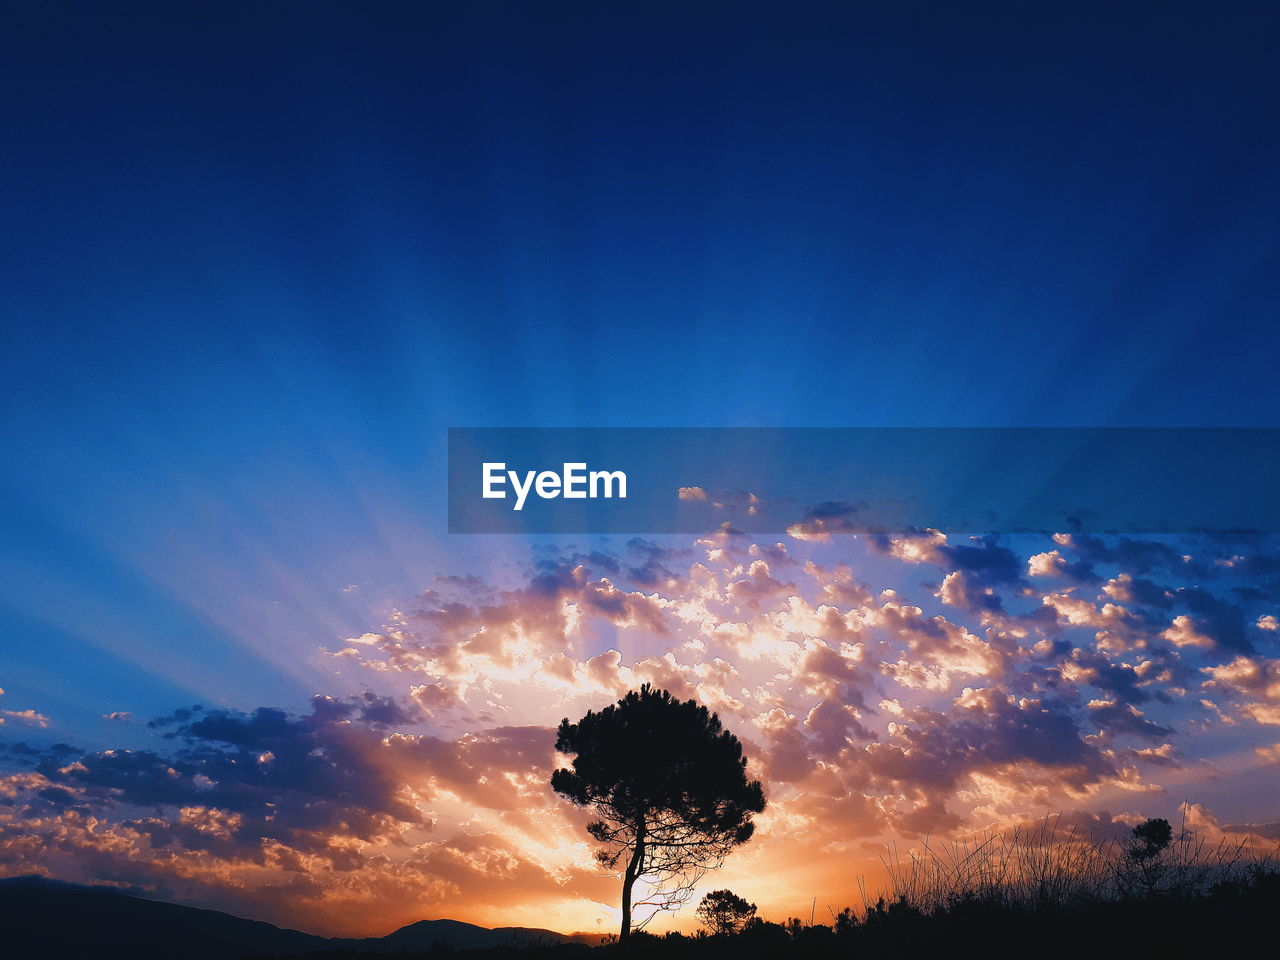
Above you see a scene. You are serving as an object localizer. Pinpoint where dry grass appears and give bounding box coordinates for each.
[855,807,1277,918]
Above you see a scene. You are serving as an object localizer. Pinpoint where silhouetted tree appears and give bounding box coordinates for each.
[550,684,766,942]
[695,889,757,935]
[1123,817,1175,897]
[1129,817,1173,860]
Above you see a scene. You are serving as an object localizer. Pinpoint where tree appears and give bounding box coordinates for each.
[1122,817,1174,897]
[550,684,766,942]
[695,889,757,935]
[1128,817,1173,860]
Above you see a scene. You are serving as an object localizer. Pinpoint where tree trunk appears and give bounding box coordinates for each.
[619,823,646,943]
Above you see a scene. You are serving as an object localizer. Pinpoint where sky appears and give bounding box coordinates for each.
[2,0,1280,939]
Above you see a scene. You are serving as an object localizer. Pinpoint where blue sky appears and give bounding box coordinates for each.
[1,4,1280,933]
[4,0,1279,737]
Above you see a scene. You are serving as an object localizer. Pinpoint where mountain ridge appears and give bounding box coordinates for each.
[0,875,606,959]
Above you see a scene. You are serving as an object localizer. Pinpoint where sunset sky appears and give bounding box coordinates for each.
[3,1,1280,941]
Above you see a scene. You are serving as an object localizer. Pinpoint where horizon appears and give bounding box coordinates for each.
[3,1,1280,945]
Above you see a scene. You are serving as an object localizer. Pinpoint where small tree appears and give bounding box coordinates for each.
[696,889,757,935]
[551,684,766,941]
[1122,817,1174,897]
[1129,817,1173,860]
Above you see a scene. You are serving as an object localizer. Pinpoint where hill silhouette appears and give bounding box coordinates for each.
[0,876,600,960]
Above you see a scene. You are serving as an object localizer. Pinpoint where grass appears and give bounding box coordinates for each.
[862,808,1273,916]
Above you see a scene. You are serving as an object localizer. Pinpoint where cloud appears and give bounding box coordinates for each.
[785,501,874,540]
[1084,699,1174,741]
[1201,655,1280,725]
[0,709,50,728]
[865,687,1115,791]
[1171,587,1251,653]
[1028,550,1097,583]
[1051,534,1184,575]
[871,533,1029,617]
[1254,744,1280,764]
[936,569,1005,613]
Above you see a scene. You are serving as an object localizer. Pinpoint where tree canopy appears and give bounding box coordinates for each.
[551,684,765,940]
[696,889,758,935]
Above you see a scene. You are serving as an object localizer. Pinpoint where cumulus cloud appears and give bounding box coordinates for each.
[0,709,50,728]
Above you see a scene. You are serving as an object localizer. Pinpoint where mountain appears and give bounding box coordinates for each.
[0,876,602,959]
[355,917,584,951]
[1,876,330,959]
